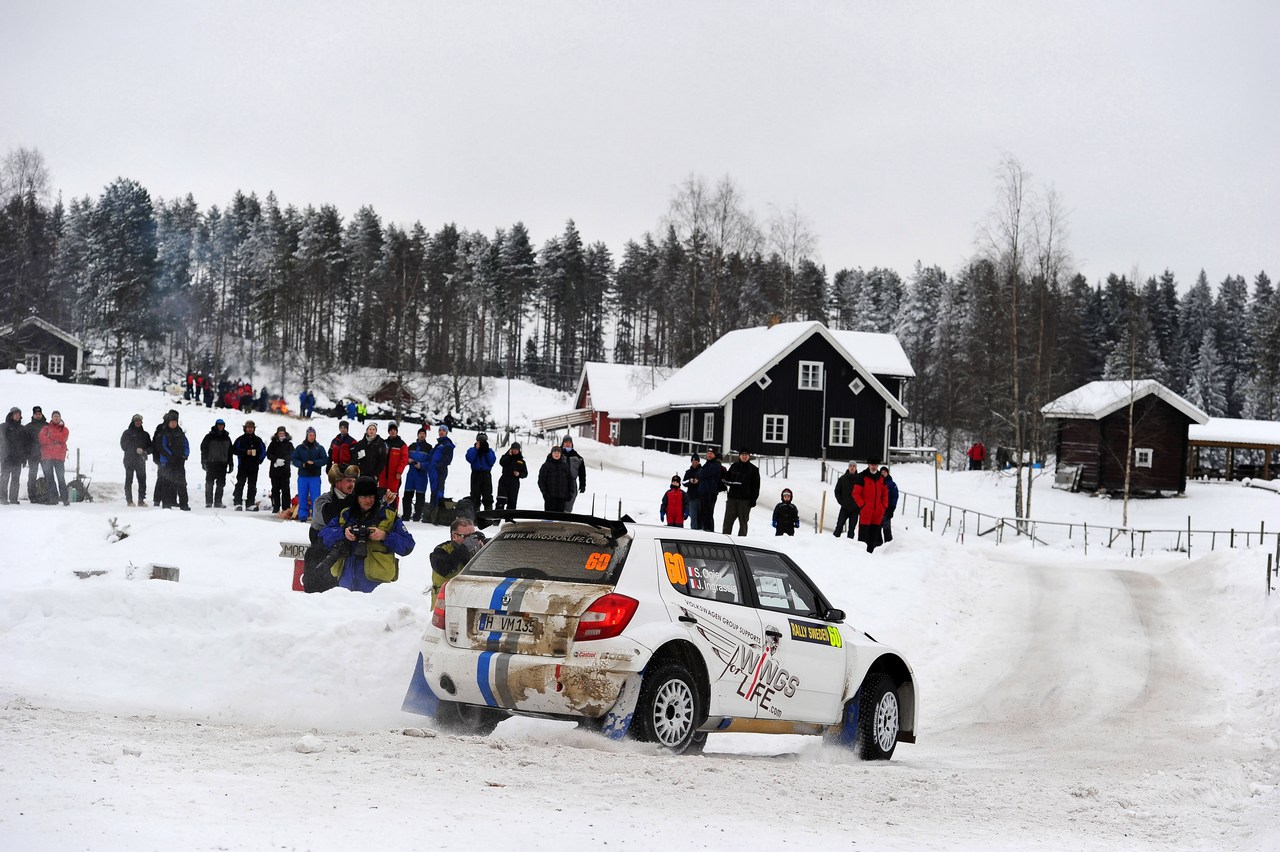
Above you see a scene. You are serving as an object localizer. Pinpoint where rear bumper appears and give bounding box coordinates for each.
[412,636,648,718]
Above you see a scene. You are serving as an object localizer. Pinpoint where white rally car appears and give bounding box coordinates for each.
[402,512,917,758]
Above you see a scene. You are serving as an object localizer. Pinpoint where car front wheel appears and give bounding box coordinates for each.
[633,662,703,753]
[856,673,900,760]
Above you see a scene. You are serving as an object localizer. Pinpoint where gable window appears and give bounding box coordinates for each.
[829,418,854,447]
[702,413,715,442]
[678,412,692,441]
[1134,447,1153,468]
[23,353,40,373]
[849,376,865,396]
[798,361,824,391]
[47,355,65,376]
[756,373,773,390]
[584,390,592,408]
[608,421,619,443]
[763,414,788,444]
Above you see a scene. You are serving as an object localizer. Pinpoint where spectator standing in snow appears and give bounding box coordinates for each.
[659,475,688,527]
[291,426,328,522]
[120,414,151,507]
[231,420,266,511]
[538,445,575,512]
[378,423,410,509]
[852,458,889,554]
[559,435,587,512]
[698,448,724,532]
[156,410,191,511]
[345,400,358,421]
[200,418,233,508]
[24,406,47,502]
[721,449,761,537]
[352,422,387,480]
[319,475,415,593]
[881,465,899,544]
[149,415,169,507]
[833,461,861,539]
[466,431,497,513]
[967,442,986,471]
[38,410,70,506]
[266,426,294,513]
[682,454,703,530]
[496,442,527,511]
[328,421,356,468]
[426,518,486,606]
[428,425,455,522]
[403,427,433,523]
[1,407,30,504]
[772,488,800,536]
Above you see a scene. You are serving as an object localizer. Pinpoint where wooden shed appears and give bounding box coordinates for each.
[1042,380,1209,494]
[0,316,88,383]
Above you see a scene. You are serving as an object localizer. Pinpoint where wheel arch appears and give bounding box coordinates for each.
[864,652,916,743]
[646,639,711,723]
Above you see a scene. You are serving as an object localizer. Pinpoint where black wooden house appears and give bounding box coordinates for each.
[613,322,912,462]
[0,317,88,383]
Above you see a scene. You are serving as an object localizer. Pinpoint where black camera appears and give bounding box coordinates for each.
[349,524,372,541]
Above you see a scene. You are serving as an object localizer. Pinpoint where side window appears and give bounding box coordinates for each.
[661,541,745,605]
[742,549,822,617]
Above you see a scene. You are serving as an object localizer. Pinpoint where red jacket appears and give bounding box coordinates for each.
[659,487,686,526]
[379,439,410,491]
[967,443,986,461]
[39,422,69,461]
[329,433,356,467]
[852,471,888,526]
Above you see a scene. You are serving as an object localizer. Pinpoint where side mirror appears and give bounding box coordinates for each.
[824,608,845,623]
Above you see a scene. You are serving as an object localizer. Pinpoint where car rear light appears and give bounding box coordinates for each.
[574,593,638,642]
[432,583,447,630]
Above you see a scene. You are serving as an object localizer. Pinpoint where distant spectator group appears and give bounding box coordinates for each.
[1,405,72,506]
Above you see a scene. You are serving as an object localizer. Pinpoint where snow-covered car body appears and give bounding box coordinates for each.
[403,513,917,756]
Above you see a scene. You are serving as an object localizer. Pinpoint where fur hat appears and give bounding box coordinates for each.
[353,476,378,498]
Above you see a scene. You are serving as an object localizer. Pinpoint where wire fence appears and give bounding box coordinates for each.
[900,489,1280,561]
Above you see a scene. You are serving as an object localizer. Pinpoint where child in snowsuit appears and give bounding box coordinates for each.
[772,488,800,536]
[659,475,687,527]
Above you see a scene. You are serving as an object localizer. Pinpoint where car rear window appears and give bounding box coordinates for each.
[464,523,631,584]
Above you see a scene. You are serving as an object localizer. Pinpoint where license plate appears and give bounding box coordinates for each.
[479,612,535,634]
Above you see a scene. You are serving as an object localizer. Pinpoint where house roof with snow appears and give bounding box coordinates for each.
[619,321,909,418]
[0,316,87,350]
[532,362,672,430]
[1189,417,1280,448]
[1041,380,1209,424]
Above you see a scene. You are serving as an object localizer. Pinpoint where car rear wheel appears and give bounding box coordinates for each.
[856,673,899,760]
[633,662,702,753]
[435,700,504,736]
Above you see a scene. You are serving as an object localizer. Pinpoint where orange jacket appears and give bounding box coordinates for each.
[39,422,69,462]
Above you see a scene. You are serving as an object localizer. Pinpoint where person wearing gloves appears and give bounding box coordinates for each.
[403,426,433,523]
[538,445,576,512]
[659,475,688,527]
[496,442,527,511]
[558,435,587,512]
[378,422,410,509]
[200,418,234,508]
[38,410,71,506]
[721,448,760,537]
[466,431,497,513]
[319,475,415,593]
[772,488,800,536]
[852,457,890,554]
[428,424,455,523]
[231,420,267,511]
[426,517,487,607]
[291,426,328,521]
[120,414,152,507]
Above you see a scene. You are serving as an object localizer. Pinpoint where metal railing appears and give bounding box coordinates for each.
[901,490,1280,559]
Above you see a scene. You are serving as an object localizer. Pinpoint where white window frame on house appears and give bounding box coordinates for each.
[849,376,866,396]
[608,421,619,443]
[679,412,692,441]
[763,414,788,444]
[756,373,772,390]
[702,413,715,442]
[584,390,592,408]
[47,354,65,376]
[798,360,824,391]
[829,417,854,447]
[24,353,40,373]
[1134,447,1153,468]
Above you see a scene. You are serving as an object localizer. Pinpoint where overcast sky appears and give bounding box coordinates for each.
[4,1,1277,291]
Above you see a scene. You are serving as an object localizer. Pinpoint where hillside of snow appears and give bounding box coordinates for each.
[1,370,1278,851]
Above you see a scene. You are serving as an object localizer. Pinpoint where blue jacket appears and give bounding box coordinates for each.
[700,457,724,496]
[405,441,432,492]
[158,427,189,467]
[466,444,496,472]
[431,436,455,473]
[345,402,358,419]
[885,477,899,512]
[291,440,328,478]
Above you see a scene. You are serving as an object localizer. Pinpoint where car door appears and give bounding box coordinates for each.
[656,539,764,720]
[739,548,848,724]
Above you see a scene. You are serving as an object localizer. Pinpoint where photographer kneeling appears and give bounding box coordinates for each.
[319,475,415,593]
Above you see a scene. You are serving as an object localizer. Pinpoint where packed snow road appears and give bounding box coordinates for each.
[3,538,1274,851]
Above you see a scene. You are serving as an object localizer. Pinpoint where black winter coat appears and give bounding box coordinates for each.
[538,453,576,502]
[120,424,153,462]
[25,417,47,459]
[723,460,761,504]
[201,427,234,471]
[267,435,294,478]
[353,435,387,479]
[498,450,527,482]
[682,464,704,499]
[835,470,861,509]
[1,416,30,465]
[233,433,267,468]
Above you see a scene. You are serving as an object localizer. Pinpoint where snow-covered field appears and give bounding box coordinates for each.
[2,370,1278,851]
